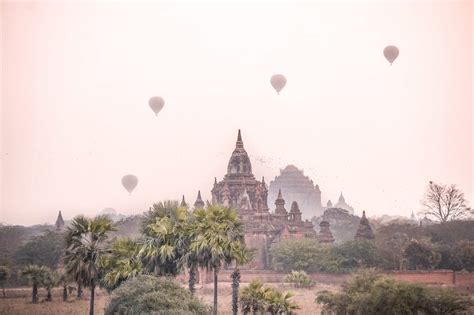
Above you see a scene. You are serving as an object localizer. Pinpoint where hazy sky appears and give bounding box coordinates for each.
[1,1,472,225]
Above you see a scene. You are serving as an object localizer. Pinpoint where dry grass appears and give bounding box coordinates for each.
[0,288,108,315]
[197,282,339,315]
[0,282,339,315]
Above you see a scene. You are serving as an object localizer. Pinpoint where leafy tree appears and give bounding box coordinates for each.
[0,266,11,297]
[374,222,425,270]
[102,238,143,291]
[332,240,382,270]
[421,181,472,222]
[316,269,472,315]
[187,205,244,315]
[426,220,474,244]
[105,275,209,315]
[270,238,330,273]
[64,215,114,315]
[403,239,440,270]
[140,201,189,276]
[21,264,48,303]
[14,230,65,269]
[452,240,474,272]
[429,288,473,314]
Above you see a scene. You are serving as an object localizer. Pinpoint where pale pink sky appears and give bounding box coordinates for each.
[1,1,472,225]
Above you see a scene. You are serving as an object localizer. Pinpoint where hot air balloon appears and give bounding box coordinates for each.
[148,96,164,116]
[270,74,287,95]
[122,174,138,194]
[383,46,399,65]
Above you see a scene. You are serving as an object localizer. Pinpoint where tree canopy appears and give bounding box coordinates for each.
[105,275,209,315]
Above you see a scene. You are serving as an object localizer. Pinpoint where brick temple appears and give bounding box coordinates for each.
[207,130,318,269]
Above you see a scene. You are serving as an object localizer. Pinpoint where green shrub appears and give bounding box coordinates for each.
[270,238,384,273]
[284,270,314,288]
[105,275,209,315]
[316,270,472,315]
[240,279,299,315]
[269,238,332,273]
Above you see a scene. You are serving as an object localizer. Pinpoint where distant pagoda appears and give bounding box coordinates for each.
[269,165,323,219]
[334,193,354,214]
[55,211,65,231]
[354,211,375,240]
[318,220,335,243]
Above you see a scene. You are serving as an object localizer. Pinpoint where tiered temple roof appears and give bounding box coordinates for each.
[209,130,317,268]
[354,211,375,240]
[269,165,323,219]
[318,220,335,243]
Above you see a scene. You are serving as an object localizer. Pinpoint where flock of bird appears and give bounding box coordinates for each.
[120,45,400,194]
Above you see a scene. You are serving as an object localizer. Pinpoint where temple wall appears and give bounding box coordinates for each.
[192,269,474,290]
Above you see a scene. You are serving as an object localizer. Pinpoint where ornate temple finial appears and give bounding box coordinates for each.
[339,192,345,202]
[180,195,187,207]
[194,190,205,209]
[355,210,374,240]
[214,177,217,186]
[277,188,283,199]
[236,129,244,148]
[55,211,65,231]
[262,176,266,185]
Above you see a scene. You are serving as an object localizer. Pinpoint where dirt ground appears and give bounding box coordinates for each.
[0,282,337,315]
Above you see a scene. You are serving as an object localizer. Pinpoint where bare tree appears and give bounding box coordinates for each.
[420,181,472,222]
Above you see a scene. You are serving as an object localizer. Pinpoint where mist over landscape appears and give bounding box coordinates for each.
[1,2,474,314]
[1,1,472,226]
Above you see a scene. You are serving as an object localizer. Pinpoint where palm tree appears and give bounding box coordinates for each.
[240,279,269,315]
[229,246,254,315]
[40,267,59,302]
[187,205,245,315]
[64,215,90,298]
[0,266,11,298]
[264,289,299,315]
[140,201,189,276]
[21,265,47,303]
[64,215,114,315]
[58,271,71,301]
[102,238,143,290]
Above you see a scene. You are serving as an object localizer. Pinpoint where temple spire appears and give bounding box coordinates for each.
[236,129,244,148]
[55,211,65,231]
[180,195,187,207]
[355,210,374,240]
[194,190,205,209]
[277,188,283,199]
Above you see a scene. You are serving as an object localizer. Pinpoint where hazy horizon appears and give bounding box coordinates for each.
[1,1,472,225]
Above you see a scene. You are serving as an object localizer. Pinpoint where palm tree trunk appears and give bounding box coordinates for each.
[231,267,240,315]
[32,278,38,304]
[63,284,68,301]
[89,279,95,315]
[77,282,83,298]
[188,265,197,295]
[46,288,52,301]
[213,269,218,315]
